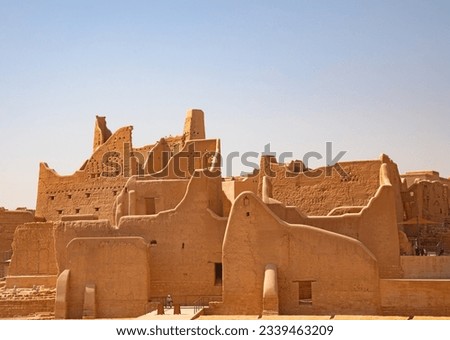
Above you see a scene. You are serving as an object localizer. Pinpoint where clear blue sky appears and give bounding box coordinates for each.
[1,0,449,209]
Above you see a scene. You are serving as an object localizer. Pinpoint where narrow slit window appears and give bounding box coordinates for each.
[214,263,223,286]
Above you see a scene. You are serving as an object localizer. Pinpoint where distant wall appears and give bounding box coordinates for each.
[401,256,450,279]
[402,180,449,223]
[36,112,220,225]
[380,279,450,315]
[3,219,116,286]
[257,157,381,216]
[0,209,35,254]
[258,155,404,221]
[8,223,58,279]
[64,237,150,319]
[0,298,55,318]
[145,139,220,180]
[401,171,450,188]
[266,163,402,278]
[35,125,133,223]
[214,192,380,315]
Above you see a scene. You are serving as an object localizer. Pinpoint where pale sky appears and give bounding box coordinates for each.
[1,0,449,209]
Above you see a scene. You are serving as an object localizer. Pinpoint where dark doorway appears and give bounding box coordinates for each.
[214,263,222,285]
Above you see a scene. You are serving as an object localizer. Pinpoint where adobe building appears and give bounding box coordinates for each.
[0,207,37,279]
[35,109,209,224]
[401,171,449,223]
[1,108,450,319]
[0,208,36,254]
[211,159,450,316]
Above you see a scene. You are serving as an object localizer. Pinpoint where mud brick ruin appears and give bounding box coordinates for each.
[1,109,449,318]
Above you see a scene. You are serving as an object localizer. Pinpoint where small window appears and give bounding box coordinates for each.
[75,209,80,214]
[150,240,157,247]
[95,207,100,212]
[113,190,117,196]
[85,193,91,198]
[67,194,72,199]
[296,280,313,305]
[49,195,55,200]
[145,197,156,215]
[214,263,223,286]
[57,210,63,215]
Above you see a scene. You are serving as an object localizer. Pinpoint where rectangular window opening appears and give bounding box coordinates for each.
[297,280,313,305]
[145,197,156,215]
[214,263,222,286]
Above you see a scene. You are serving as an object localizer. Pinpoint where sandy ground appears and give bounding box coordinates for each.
[198,314,450,320]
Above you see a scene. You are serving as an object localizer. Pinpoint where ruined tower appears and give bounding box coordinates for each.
[183,109,205,140]
[93,116,112,152]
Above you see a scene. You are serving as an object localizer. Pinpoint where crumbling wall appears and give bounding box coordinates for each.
[144,139,220,180]
[0,208,35,254]
[183,109,205,140]
[92,115,112,151]
[7,222,58,288]
[402,180,449,223]
[36,112,220,225]
[401,170,450,188]
[0,298,55,318]
[265,163,402,278]
[35,125,132,223]
[257,157,382,216]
